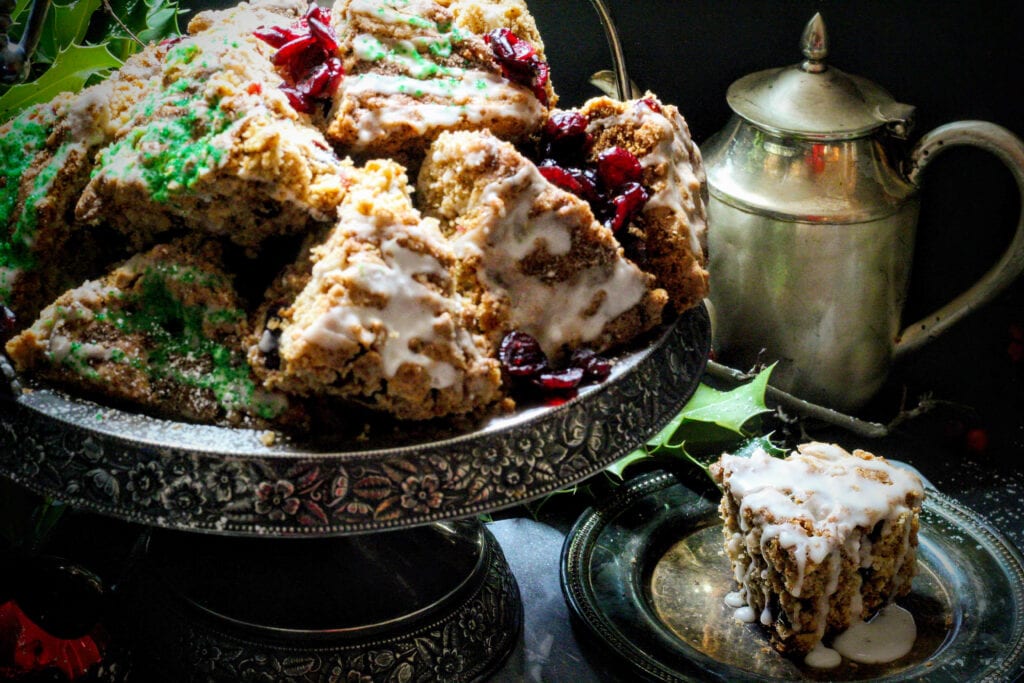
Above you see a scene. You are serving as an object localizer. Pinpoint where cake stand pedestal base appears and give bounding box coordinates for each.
[122,520,520,682]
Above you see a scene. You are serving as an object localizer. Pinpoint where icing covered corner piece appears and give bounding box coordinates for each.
[579,94,709,312]
[75,0,349,249]
[325,0,551,164]
[417,129,667,362]
[5,238,295,426]
[709,442,924,656]
[248,159,504,420]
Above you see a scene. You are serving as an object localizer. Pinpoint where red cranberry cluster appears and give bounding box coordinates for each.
[536,111,650,233]
[499,331,612,396]
[254,5,344,114]
[484,28,550,107]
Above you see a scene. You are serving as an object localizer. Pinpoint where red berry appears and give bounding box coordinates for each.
[606,182,649,232]
[533,366,584,391]
[544,111,589,140]
[304,4,332,24]
[254,25,293,49]
[298,61,333,97]
[499,331,549,377]
[539,163,599,203]
[570,348,612,382]
[280,86,313,113]
[308,15,340,53]
[541,111,592,162]
[324,56,344,92]
[273,34,319,67]
[485,28,550,106]
[540,164,586,196]
[597,146,643,191]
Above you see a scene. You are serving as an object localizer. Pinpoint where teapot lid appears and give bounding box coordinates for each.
[726,13,915,140]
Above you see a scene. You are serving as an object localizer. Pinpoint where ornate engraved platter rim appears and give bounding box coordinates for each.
[0,305,710,536]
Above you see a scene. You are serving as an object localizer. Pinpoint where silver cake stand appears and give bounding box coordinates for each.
[0,305,711,681]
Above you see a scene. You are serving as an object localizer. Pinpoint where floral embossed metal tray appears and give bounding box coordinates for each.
[560,469,1024,682]
[0,305,709,537]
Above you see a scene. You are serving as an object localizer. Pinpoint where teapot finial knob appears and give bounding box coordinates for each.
[801,12,828,73]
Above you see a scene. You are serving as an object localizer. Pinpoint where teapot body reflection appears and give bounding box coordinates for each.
[704,14,1024,411]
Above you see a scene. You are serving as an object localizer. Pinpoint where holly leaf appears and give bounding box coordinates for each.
[102,0,186,60]
[607,366,775,480]
[0,43,122,120]
[33,0,105,65]
[672,365,773,436]
[605,450,654,479]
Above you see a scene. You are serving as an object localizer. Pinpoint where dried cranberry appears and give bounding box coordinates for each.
[485,28,550,106]
[539,163,600,203]
[281,86,313,113]
[0,305,15,341]
[273,34,319,67]
[303,4,332,24]
[308,15,340,53]
[533,366,584,391]
[254,25,294,49]
[607,182,649,232]
[597,146,643,191]
[570,348,612,382]
[499,331,549,377]
[544,111,589,140]
[324,56,344,92]
[298,61,334,98]
[541,111,592,162]
[255,8,344,112]
[539,164,586,196]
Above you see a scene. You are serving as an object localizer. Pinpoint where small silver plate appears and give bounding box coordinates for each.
[561,469,1024,682]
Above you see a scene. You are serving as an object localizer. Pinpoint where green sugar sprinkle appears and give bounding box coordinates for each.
[168,42,199,65]
[126,265,269,415]
[62,262,279,418]
[0,109,52,228]
[99,91,234,203]
[0,107,77,300]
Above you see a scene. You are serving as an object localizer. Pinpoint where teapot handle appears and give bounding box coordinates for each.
[894,120,1024,358]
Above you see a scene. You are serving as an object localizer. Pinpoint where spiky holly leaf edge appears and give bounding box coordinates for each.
[0,0,185,122]
[606,366,782,480]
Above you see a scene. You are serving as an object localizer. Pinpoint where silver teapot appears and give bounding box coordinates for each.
[703,13,1024,411]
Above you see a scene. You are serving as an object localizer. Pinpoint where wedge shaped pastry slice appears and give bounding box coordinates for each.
[417,129,667,361]
[249,159,503,420]
[6,238,295,426]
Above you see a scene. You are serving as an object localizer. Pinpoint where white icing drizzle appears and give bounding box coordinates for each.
[717,443,924,654]
[341,72,541,152]
[336,0,543,151]
[833,604,916,664]
[447,151,649,356]
[297,166,472,389]
[804,642,842,669]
